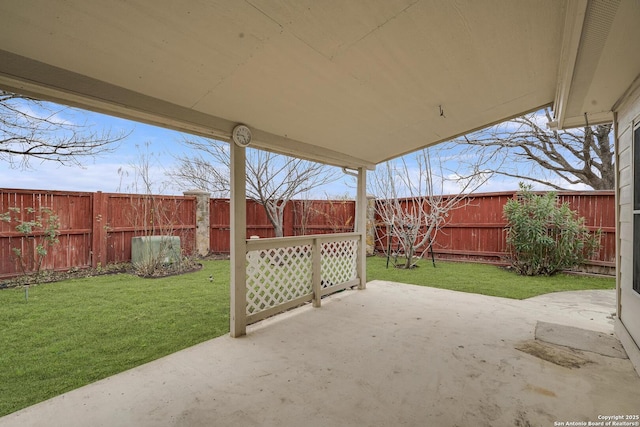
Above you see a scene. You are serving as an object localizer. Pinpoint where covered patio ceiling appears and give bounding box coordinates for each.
[0,0,638,169]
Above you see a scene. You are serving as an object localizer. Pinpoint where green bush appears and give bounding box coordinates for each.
[503,183,600,276]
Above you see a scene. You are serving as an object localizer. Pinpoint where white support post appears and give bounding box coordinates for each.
[356,167,367,290]
[230,143,247,337]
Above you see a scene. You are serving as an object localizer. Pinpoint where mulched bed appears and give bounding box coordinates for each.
[1,258,205,289]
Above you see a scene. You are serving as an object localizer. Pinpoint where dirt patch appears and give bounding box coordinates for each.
[1,258,205,288]
[138,262,203,279]
[0,263,131,288]
[514,410,533,427]
[535,321,627,359]
[524,384,557,397]
[202,253,230,261]
[515,340,592,369]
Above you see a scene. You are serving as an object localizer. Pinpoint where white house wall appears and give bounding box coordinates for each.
[615,80,640,375]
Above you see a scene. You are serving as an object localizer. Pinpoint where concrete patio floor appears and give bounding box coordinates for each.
[1,281,638,427]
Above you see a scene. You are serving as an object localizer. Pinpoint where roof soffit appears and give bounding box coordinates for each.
[554,0,640,129]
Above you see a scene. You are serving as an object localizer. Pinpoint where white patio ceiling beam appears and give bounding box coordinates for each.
[0,49,374,171]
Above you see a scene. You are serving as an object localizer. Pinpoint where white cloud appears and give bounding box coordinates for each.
[3,161,129,193]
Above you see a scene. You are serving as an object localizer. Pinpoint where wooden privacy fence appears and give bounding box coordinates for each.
[373,190,616,274]
[1,190,93,279]
[208,198,356,252]
[0,188,615,279]
[0,190,355,279]
[0,189,196,279]
[95,192,196,265]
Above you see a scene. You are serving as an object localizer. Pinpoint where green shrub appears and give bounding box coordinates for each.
[503,183,600,276]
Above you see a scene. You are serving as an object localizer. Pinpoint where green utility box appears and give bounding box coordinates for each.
[131,236,181,266]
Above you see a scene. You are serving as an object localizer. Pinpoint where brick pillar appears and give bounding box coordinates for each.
[183,189,211,257]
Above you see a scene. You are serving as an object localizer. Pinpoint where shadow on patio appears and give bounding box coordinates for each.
[1,281,638,427]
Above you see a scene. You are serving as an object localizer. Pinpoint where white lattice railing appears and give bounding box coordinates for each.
[245,233,362,324]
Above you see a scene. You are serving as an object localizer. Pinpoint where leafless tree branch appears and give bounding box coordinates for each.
[370,148,492,269]
[453,107,613,190]
[171,137,341,237]
[1,90,129,169]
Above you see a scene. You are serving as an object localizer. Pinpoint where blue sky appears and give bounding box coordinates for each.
[2,98,582,198]
[1,99,358,196]
[2,105,192,194]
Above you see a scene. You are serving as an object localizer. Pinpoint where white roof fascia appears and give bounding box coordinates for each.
[553,0,589,128]
[555,111,614,130]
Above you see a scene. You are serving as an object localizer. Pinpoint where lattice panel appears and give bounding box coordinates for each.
[246,245,312,315]
[321,239,358,288]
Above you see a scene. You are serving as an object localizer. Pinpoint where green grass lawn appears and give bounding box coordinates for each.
[0,260,230,417]
[0,257,615,417]
[366,255,615,299]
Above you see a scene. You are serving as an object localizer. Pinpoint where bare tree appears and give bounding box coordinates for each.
[172,138,341,237]
[370,148,491,269]
[1,90,128,168]
[448,107,613,190]
[117,143,194,276]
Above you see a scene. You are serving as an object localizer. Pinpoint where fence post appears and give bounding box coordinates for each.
[284,200,295,236]
[183,189,211,256]
[91,191,108,268]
